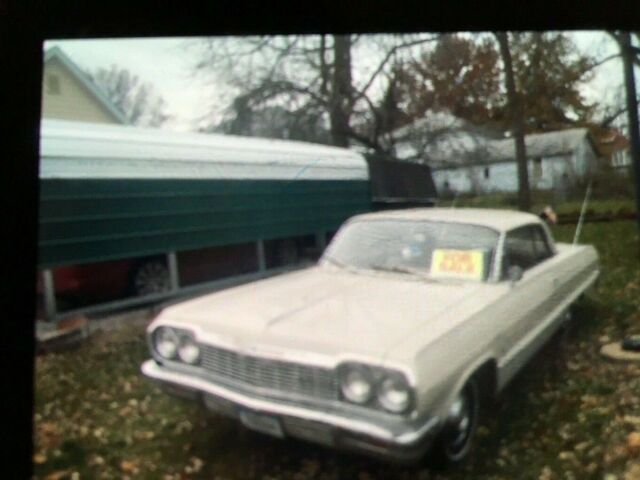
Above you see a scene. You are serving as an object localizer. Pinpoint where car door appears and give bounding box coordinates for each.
[496,225,555,384]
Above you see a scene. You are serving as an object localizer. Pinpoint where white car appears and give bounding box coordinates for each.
[141,208,599,464]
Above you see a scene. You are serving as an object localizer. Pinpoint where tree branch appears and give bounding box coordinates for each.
[264,80,329,107]
[354,35,439,102]
[608,31,640,71]
[320,35,329,96]
[598,95,640,128]
[589,52,621,71]
[265,37,300,80]
[345,128,381,152]
[599,106,628,127]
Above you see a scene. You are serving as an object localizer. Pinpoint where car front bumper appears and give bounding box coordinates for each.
[141,359,441,463]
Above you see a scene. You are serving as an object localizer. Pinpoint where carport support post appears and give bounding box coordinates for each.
[167,252,179,291]
[256,239,266,272]
[42,269,57,320]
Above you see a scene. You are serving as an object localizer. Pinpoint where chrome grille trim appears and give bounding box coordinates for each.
[200,344,339,401]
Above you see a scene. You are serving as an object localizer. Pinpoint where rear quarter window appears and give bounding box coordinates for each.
[503,224,552,275]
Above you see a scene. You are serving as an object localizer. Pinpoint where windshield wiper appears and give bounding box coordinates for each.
[368,264,432,280]
[322,255,365,274]
[323,255,347,268]
[324,257,433,280]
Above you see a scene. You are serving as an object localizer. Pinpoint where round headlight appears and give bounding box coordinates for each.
[341,368,373,404]
[377,376,411,413]
[154,327,179,359]
[178,335,200,364]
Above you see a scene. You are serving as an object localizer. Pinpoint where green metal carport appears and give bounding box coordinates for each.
[38,120,373,319]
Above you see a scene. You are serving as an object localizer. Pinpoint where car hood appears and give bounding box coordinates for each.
[157,266,490,362]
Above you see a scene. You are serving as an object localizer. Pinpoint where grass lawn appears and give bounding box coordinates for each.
[33,221,640,480]
[437,194,637,218]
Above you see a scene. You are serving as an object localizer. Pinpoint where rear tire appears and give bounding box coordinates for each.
[558,305,576,344]
[429,378,480,468]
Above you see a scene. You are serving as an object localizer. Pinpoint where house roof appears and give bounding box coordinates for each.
[392,116,489,167]
[589,126,630,158]
[486,128,595,162]
[392,112,599,169]
[44,46,128,124]
[351,207,541,232]
[392,111,467,140]
[391,111,504,142]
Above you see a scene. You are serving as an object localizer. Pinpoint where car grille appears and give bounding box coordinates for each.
[200,344,339,401]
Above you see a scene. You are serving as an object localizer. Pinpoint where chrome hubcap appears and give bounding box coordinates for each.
[445,387,475,455]
[135,262,170,295]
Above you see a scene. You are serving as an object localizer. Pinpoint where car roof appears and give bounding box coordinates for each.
[349,207,542,232]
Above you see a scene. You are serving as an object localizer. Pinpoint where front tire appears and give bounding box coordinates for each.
[430,378,480,467]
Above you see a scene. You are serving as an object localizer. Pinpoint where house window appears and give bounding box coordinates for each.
[484,167,490,179]
[616,150,631,167]
[47,74,60,95]
[533,158,543,182]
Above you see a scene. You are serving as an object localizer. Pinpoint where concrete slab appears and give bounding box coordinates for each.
[36,307,156,354]
[36,315,89,354]
[601,342,640,362]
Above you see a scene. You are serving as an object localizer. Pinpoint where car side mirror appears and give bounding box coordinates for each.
[507,265,523,284]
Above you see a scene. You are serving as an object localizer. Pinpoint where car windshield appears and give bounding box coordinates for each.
[322,219,500,282]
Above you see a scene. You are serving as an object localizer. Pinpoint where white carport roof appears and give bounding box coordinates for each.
[39,119,369,181]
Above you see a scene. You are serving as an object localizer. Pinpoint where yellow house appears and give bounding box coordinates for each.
[41,46,127,124]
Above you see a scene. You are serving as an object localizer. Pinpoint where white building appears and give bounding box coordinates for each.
[391,113,601,195]
[42,46,127,124]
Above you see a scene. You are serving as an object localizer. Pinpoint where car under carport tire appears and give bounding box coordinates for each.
[429,378,480,468]
[131,258,171,296]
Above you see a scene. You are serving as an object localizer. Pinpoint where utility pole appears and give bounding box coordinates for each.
[620,31,640,230]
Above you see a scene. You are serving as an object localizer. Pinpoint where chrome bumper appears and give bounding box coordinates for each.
[141,359,440,462]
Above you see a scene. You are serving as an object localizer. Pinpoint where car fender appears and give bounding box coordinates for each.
[430,353,497,422]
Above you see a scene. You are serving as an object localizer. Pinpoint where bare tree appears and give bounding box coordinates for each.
[568,33,640,131]
[191,34,439,151]
[91,65,171,127]
[495,32,530,212]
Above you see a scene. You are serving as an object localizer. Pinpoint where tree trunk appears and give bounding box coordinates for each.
[330,35,353,147]
[619,31,640,231]
[496,32,531,211]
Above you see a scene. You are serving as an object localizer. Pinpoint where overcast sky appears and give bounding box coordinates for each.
[45,32,629,133]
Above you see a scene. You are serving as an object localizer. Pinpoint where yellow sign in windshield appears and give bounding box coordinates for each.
[431,249,485,280]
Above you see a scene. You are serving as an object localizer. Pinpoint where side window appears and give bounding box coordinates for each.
[503,225,540,276]
[531,225,553,262]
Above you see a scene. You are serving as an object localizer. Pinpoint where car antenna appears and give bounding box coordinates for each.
[451,190,459,209]
[573,179,593,245]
